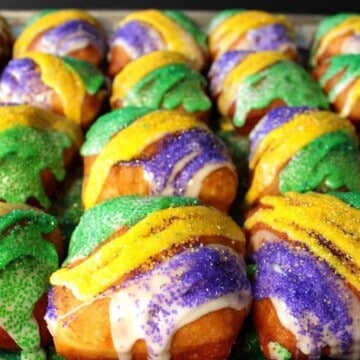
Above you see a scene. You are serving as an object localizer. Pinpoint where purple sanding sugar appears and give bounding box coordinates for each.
[208,50,252,95]
[45,287,57,321]
[0,58,53,107]
[246,23,294,52]
[253,241,354,358]
[121,246,250,348]
[40,20,106,56]
[111,20,164,58]
[121,128,231,196]
[249,106,313,159]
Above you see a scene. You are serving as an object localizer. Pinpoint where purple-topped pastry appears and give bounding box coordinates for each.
[81,107,238,212]
[107,9,208,76]
[46,195,251,359]
[13,9,107,67]
[207,9,297,60]
[245,191,360,360]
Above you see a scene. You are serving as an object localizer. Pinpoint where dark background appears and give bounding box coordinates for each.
[0,0,359,14]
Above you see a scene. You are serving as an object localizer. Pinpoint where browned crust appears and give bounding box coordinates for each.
[51,283,247,360]
[82,138,238,212]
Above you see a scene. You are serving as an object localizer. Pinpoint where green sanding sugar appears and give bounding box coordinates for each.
[123,64,211,113]
[0,126,71,208]
[268,342,292,360]
[64,195,199,265]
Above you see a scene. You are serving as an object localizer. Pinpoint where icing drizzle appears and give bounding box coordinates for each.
[51,204,245,301]
[319,54,360,117]
[83,109,207,209]
[245,191,360,293]
[246,109,354,205]
[0,204,58,360]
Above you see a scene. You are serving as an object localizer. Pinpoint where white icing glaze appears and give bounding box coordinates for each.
[341,36,360,55]
[184,162,235,198]
[39,34,92,56]
[48,246,251,360]
[270,284,360,359]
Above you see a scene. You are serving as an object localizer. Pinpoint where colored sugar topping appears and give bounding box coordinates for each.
[164,10,207,51]
[25,52,86,124]
[208,50,251,95]
[121,128,232,196]
[244,23,295,52]
[0,105,82,207]
[83,109,207,209]
[81,107,155,156]
[319,54,360,117]
[246,110,355,205]
[14,9,102,58]
[0,204,58,359]
[37,19,106,57]
[111,20,164,58]
[245,192,360,293]
[330,191,360,209]
[48,245,251,360]
[62,57,105,95]
[253,241,358,358]
[311,13,360,65]
[218,51,288,114]
[0,105,82,147]
[119,10,205,70]
[279,130,360,193]
[65,195,199,265]
[0,126,71,208]
[249,106,313,157]
[313,15,360,65]
[208,10,292,58]
[0,58,54,110]
[111,50,192,101]
[229,61,329,128]
[51,205,245,300]
[119,63,211,113]
[207,9,245,34]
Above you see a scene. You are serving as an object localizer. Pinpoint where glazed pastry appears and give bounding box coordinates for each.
[208,50,329,134]
[110,51,212,121]
[310,13,360,67]
[0,15,12,69]
[46,195,252,359]
[0,202,61,360]
[0,105,83,209]
[207,9,297,61]
[81,107,238,212]
[313,54,360,126]
[246,106,360,207]
[245,191,360,359]
[13,9,107,67]
[107,9,208,76]
[0,52,108,128]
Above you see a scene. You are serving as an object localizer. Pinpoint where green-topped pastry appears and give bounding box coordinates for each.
[208,50,329,134]
[110,51,212,122]
[0,105,83,209]
[0,202,61,360]
[313,54,360,126]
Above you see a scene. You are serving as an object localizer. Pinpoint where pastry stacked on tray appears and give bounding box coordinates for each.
[0,8,359,360]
